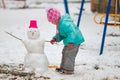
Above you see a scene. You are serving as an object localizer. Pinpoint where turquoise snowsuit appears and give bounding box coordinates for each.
[53,14,85,46]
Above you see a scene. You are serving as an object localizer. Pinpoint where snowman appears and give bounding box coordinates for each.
[22,20,49,76]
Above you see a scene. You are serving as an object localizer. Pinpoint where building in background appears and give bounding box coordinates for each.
[91,0,120,13]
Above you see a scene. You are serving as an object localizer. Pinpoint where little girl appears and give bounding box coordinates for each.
[47,8,85,75]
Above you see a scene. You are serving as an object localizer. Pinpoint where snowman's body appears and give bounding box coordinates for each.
[23,39,44,53]
[23,25,49,75]
[23,39,49,74]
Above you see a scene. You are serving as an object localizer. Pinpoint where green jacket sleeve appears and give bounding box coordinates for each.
[52,34,63,42]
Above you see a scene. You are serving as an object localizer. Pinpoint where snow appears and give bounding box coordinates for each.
[0,1,120,80]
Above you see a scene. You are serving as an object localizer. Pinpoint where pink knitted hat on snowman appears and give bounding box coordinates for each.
[47,8,61,23]
[29,20,38,28]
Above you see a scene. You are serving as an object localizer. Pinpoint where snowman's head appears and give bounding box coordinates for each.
[27,28,40,39]
[27,20,40,39]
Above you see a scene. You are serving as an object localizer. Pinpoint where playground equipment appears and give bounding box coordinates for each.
[94,14,120,26]
[93,0,120,55]
[100,0,112,55]
[1,0,6,8]
[64,0,119,55]
[64,0,85,27]
[94,0,120,27]
[1,0,27,9]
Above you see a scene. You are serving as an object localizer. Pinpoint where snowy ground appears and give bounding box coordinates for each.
[0,2,120,80]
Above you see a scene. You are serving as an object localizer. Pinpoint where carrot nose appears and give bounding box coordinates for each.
[32,32,34,36]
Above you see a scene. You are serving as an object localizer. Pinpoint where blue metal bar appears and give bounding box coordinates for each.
[77,0,85,27]
[63,0,69,14]
[100,0,112,55]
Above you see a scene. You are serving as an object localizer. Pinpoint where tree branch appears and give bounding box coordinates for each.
[5,31,22,41]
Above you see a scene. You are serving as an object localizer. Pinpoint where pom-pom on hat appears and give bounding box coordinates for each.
[47,8,61,23]
[29,20,38,28]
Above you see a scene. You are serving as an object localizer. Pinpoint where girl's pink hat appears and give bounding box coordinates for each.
[29,20,38,28]
[47,8,61,23]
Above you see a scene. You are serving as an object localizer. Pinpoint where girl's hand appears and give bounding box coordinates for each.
[68,43,73,49]
[50,38,57,44]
